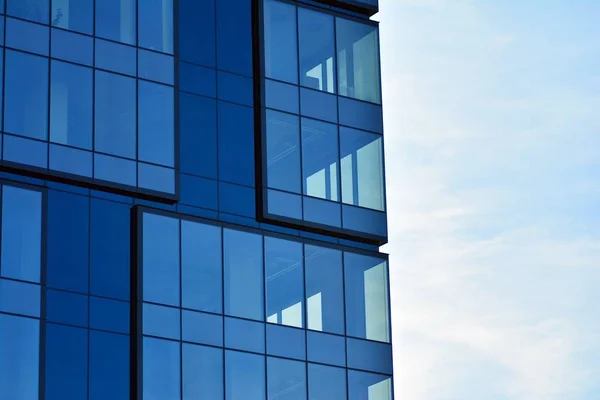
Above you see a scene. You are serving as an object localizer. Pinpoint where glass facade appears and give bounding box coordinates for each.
[0,0,391,399]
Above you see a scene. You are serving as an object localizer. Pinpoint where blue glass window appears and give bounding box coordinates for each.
[308,364,347,399]
[46,289,88,327]
[95,71,136,159]
[0,279,41,317]
[0,314,39,400]
[45,323,88,400]
[348,370,392,400]
[267,357,307,400]
[138,81,174,167]
[216,0,252,77]
[90,297,129,334]
[302,118,339,201]
[225,317,265,354]
[95,38,136,76]
[50,61,93,150]
[224,229,264,321]
[6,17,49,55]
[179,93,217,178]
[226,351,265,400]
[51,0,93,34]
[182,310,223,347]
[183,344,223,399]
[263,0,297,84]
[51,28,93,66]
[0,185,42,283]
[266,110,301,193]
[95,0,136,45]
[218,102,255,186]
[178,0,215,67]
[89,331,129,400]
[138,50,174,84]
[7,0,48,23]
[143,337,181,400]
[143,303,181,340]
[306,331,346,367]
[139,0,173,54]
[298,8,335,93]
[4,50,48,140]
[267,324,305,360]
[49,145,93,177]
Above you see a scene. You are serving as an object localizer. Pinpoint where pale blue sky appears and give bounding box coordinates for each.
[378,1,600,399]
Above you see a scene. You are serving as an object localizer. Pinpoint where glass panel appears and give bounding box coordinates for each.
[50,61,92,150]
[143,337,181,400]
[265,237,303,328]
[6,17,49,55]
[266,110,301,193]
[179,61,216,97]
[340,127,385,211]
[139,0,173,54]
[306,331,345,367]
[138,163,175,194]
[142,213,180,306]
[1,186,42,283]
[0,314,39,400]
[265,79,299,114]
[266,324,305,360]
[344,253,390,342]
[266,189,302,220]
[347,337,393,375]
[299,8,335,93]
[218,102,255,187]
[95,0,136,45]
[46,289,88,327]
[51,0,93,34]
[179,93,217,178]
[308,364,347,399]
[94,153,136,186]
[95,38,136,76]
[138,50,174,84]
[49,145,93,177]
[267,357,307,400]
[7,0,48,23]
[138,81,174,167]
[183,344,223,400]
[224,229,263,321]
[181,221,222,313]
[181,310,223,347]
[263,0,297,84]
[143,303,180,340]
[89,331,129,400]
[94,71,136,159]
[89,297,129,334]
[348,370,392,400]
[302,118,339,201]
[178,0,215,67]
[225,350,266,400]
[305,245,344,335]
[4,50,48,140]
[224,317,265,354]
[336,18,381,104]
[216,0,252,77]
[51,28,93,66]
[45,323,88,400]
[0,279,41,317]
[2,134,48,168]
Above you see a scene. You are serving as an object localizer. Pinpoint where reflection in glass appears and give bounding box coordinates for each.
[7,0,48,23]
[263,0,297,84]
[308,364,347,399]
[336,18,381,104]
[298,8,335,93]
[226,351,265,400]
[51,0,93,34]
[139,0,173,54]
[138,81,174,167]
[266,110,301,193]
[348,370,392,400]
[95,0,136,45]
[267,357,307,400]
[345,253,390,342]
[143,337,180,400]
[301,118,339,201]
[183,344,223,399]
[340,127,385,211]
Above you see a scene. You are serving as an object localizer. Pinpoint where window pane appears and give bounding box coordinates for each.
[266,110,301,193]
[0,279,41,317]
[182,310,223,347]
[50,61,92,150]
[46,289,87,327]
[348,370,392,400]
[299,8,335,93]
[337,18,381,104]
[267,357,306,400]
[95,71,136,159]
[6,17,49,56]
[305,245,344,335]
[51,0,92,34]
[138,81,174,167]
[95,0,136,45]
[266,324,305,360]
[308,364,346,400]
[183,344,223,400]
[4,50,48,140]
[263,0,297,84]
[45,323,88,400]
[226,351,265,400]
[225,317,265,354]
[143,337,181,400]
[1,186,42,283]
[340,127,385,211]
[344,253,390,342]
[143,213,180,306]
[7,0,48,23]
[89,331,129,400]
[181,221,222,313]
[139,0,173,53]
[266,237,303,328]
[0,314,39,400]
[224,229,263,321]
[143,303,180,340]
[302,118,339,201]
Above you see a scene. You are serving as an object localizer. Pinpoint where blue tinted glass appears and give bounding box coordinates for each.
[303,196,342,228]
[139,81,174,166]
[51,0,92,33]
[7,0,48,23]
[0,279,40,317]
[216,0,252,76]
[305,245,344,335]
[183,344,223,400]
[179,62,216,97]
[218,71,253,106]
[49,145,93,177]
[225,317,265,354]
[265,237,304,328]
[0,314,39,400]
[267,357,307,400]
[0,52,2,127]
[265,79,299,114]
[342,204,387,239]
[299,8,335,93]
[139,0,173,53]
[263,0,297,83]
[179,93,217,178]
[266,189,302,220]
[94,153,136,186]
[226,351,265,400]
[266,110,301,193]
[302,118,339,201]
[307,331,346,367]
[344,253,390,342]
[267,324,305,360]
[300,88,337,123]
[178,0,215,67]
[338,96,383,134]
[224,229,263,321]
[1,186,42,283]
[4,50,48,140]
[181,220,222,312]
[89,331,129,400]
[138,163,176,194]
[45,323,88,400]
[143,303,181,340]
[182,310,223,346]
[180,174,218,210]
[50,61,92,149]
[51,28,93,66]
[143,213,180,306]
[218,102,255,186]
[46,289,88,327]
[95,38,136,76]
[95,0,136,45]
[90,297,129,334]
[95,71,136,158]
[308,364,347,399]
[2,134,48,168]
[348,370,392,400]
[90,198,130,300]
[0,18,3,44]
[47,190,89,293]
[219,182,255,218]
[138,50,174,84]
[347,338,393,375]
[143,337,181,400]
[6,17,49,55]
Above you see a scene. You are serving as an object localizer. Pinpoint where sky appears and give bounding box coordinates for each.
[377,1,600,399]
